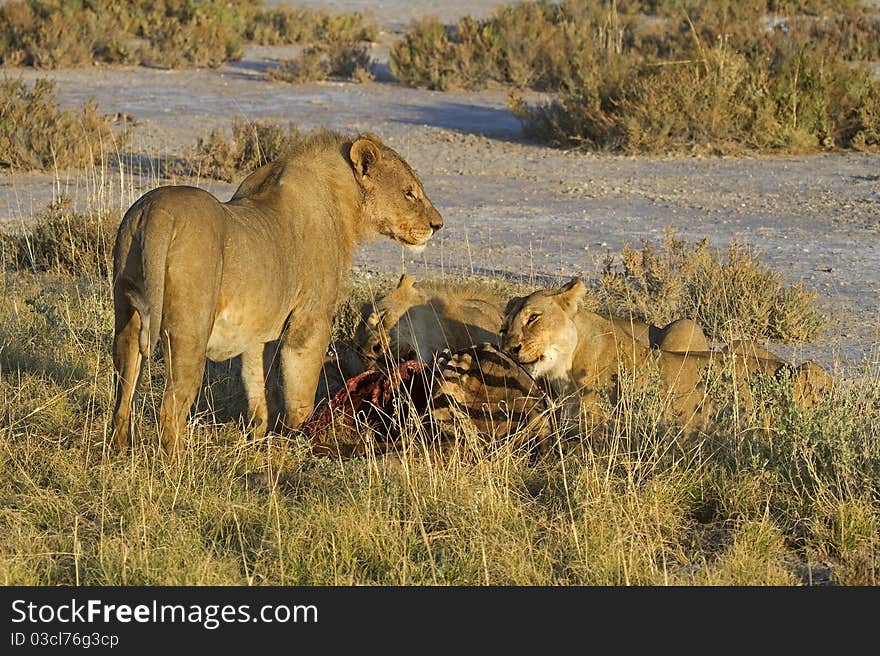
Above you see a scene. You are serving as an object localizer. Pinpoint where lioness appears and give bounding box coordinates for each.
[608,315,710,353]
[111,130,443,451]
[355,274,506,367]
[499,278,833,432]
[355,274,710,369]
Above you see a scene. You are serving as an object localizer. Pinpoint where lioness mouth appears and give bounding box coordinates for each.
[398,235,429,247]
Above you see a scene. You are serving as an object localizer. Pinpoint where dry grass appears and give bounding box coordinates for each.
[0,192,874,586]
[1,75,128,171]
[0,1,377,70]
[598,228,827,342]
[169,118,300,182]
[0,196,115,277]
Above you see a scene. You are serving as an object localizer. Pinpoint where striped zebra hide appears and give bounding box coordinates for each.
[428,343,553,451]
[304,343,553,456]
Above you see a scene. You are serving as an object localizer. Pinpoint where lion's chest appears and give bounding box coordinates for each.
[206,303,286,362]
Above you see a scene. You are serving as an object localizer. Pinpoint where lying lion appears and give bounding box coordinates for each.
[499,278,833,433]
[355,274,506,367]
[111,130,443,451]
[355,274,711,370]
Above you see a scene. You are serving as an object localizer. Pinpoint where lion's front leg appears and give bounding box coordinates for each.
[241,346,270,440]
[280,321,332,431]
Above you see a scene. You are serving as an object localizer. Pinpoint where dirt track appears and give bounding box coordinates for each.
[1,0,878,373]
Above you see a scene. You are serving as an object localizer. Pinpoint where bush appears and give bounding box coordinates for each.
[266,43,374,84]
[0,0,247,69]
[170,118,300,181]
[389,1,880,153]
[244,6,376,46]
[0,196,116,277]
[512,36,880,154]
[0,76,128,171]
[598,228,827,342]
[0,1,377,70]
[390,5,614,92]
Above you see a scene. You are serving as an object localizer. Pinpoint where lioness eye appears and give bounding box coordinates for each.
[498,326,507,336]
[405,189,417,201]
[527,313,541,325]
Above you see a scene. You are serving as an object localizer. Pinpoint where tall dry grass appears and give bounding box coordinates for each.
[1,198,876,585]
[598,228,827,342]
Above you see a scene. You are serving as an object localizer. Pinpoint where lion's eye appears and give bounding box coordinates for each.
[526,313,542,325]
[498,326,507,336]
[404,189,417,201]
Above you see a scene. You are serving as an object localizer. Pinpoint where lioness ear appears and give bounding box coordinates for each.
[358,132,385,146]
[350,137,382,178]
[504,296,525,317]
[552,278,587,318]
[396,274,415,290]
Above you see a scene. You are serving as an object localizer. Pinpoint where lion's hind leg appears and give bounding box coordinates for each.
[111,296,144,451]
[157,274,216,453]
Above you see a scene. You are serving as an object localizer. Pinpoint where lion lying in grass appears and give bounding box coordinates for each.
[355,274,506,367]
[499,278,833,432]
[111,130,443,452]
[355,274,711,369]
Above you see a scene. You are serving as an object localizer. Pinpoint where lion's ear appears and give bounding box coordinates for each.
[504,296,524,317]
[350,137,382,178]
[396,274,415,290]
[552,278,586,317]
[358,132,385,146]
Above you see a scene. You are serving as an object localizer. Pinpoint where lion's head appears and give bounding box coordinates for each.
[499,278,587,380]
[351,134,443,252]
[356,274,426,366]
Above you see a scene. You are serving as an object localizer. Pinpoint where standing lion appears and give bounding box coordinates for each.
[111,130,443,451]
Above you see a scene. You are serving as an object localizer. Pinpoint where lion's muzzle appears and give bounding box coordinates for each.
[428,206,443,233]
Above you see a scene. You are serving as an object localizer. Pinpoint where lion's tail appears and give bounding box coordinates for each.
[136,209,174,357]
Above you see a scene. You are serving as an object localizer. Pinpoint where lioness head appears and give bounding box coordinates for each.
[499,278,587,380]
[350,133,443,252]
[356,274,426,366]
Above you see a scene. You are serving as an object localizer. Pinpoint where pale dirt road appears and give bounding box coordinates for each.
[1,1,878,373]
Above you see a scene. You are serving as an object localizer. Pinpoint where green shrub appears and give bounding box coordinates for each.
[390,5,616,92]
[389,1,880,153]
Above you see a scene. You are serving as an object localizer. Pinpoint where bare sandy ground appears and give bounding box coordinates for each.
[1,1,878,374]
